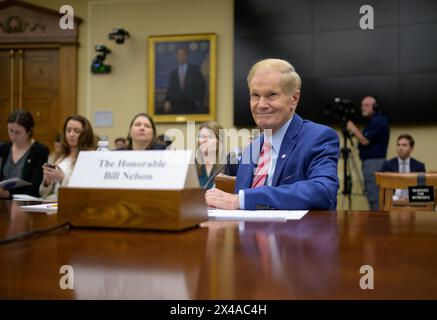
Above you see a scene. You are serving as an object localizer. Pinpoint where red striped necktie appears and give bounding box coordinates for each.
[252,139,272,188]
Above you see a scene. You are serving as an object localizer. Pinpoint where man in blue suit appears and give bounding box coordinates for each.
[205,59,339,210]
[382,134,426,173]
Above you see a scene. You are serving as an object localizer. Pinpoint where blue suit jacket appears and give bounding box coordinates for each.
[382,157,426,172]
[235,114,340,210]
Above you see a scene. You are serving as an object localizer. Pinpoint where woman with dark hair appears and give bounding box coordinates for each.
[196,121,227,189]
[125,113,166,150]
[40,115,96,200]
[0,110,49,198]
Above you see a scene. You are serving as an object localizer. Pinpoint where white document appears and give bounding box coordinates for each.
[12,194,51,202]
[20,203,58,214]
[208,209,308,221]
[0,178,32,190]
[68,150,199,190]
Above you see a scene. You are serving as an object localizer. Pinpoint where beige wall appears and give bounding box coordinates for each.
[21,0,437,210]
[26,0,233,145]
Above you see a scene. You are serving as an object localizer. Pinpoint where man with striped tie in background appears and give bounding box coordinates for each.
[205,58,340,210]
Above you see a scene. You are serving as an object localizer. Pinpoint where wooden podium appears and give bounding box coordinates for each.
[58,187,207,231]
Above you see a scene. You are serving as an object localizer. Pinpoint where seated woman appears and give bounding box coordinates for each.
[196,121,227,189]
[39,115,96,201]
[125,113,167,150]
[0,110,49,198]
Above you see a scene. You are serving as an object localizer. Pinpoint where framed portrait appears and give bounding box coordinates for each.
[147,33,217,123]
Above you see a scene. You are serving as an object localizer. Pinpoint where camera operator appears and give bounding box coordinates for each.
[346,96,390,211]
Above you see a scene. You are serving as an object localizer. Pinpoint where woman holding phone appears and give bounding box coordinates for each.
[39,115,96,200]
[0,110,49,198]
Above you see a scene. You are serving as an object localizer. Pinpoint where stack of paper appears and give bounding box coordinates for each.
[13,194,47,202]
[20,203,58,214]
[208,209,308,221]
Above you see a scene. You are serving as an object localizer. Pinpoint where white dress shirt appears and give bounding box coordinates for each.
[393,157,410,200]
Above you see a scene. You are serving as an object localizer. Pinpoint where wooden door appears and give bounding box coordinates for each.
[21,48,59,149]
[0,48,59,150]
[0,49,14,142]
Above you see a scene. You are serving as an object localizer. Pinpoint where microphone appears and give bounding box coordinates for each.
[202,151,239,191]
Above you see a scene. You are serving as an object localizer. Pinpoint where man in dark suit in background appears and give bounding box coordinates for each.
[382,134,426,173]
[163,47,206,114]
[382,133,426,201]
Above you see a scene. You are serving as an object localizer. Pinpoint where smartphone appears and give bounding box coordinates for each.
[43,163,57,169]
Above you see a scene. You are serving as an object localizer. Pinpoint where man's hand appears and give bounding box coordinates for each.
[205,188,240,210]
[346,120,369,146]
[346,120,358,135]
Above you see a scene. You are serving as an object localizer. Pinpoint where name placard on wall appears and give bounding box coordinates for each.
[68,150,199,189]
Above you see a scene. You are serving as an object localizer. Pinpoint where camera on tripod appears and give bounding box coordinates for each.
[325,98,358,127]
[325,98,365,208]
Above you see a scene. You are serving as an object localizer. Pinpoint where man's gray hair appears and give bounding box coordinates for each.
[247,58,302,95]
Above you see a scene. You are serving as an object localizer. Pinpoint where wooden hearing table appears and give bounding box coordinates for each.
[1,200,437,299]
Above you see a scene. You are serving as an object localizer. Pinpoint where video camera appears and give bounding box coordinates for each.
[325,98,358,127]
[108,28,130,44]
[91,45,111,74]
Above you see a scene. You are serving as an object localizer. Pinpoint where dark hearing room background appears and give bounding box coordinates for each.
[234,0,437,126]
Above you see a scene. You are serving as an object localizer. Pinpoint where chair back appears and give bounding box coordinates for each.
[215,174,236,194]
[375,172,437,212]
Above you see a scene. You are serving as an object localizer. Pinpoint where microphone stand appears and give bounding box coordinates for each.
[203,163,228,191]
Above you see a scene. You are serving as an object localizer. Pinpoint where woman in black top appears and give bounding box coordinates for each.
[0,110,49,198]
[125,113,167,150]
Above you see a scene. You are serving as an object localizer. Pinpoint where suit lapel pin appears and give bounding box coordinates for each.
[281,154,286,159]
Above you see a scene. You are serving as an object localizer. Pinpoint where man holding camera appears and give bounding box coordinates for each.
[347,96,390,211]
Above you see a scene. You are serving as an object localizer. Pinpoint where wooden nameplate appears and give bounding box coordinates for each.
[58,187,207,231]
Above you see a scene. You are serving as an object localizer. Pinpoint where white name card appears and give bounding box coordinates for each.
[68,150,199,189]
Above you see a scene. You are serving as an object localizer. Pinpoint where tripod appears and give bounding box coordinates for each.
[340,126,365,210]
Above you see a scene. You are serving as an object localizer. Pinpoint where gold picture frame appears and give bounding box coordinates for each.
[147,33,217,123]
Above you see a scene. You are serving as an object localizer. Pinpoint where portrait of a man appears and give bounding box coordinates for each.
[148,33,216,123]
[163,47,206,114]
